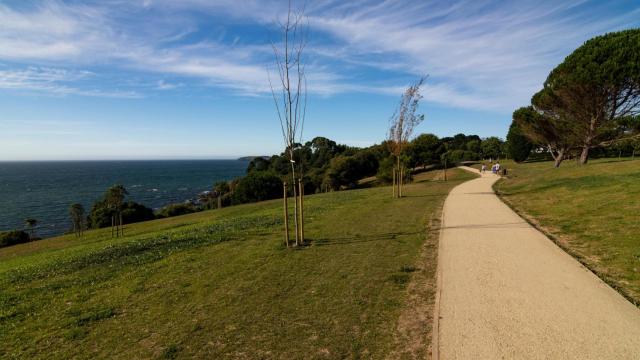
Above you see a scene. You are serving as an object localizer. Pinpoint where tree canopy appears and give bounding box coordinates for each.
[538,29,640,164]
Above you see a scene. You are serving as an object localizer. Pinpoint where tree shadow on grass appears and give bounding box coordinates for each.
[310,231,422,247]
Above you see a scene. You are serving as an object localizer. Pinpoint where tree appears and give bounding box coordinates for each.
[246,157,271,173]
[409,133,443,168]
[105,184,128,237]
[88,199,153,229]
[231,171,283,205]
[388,77,426,198]
[481,137,504,160]
[506,118,533,162]
[214,181,231,195]
[540,29,640,164]
[24,218,37,240]
[268,0,308,246]
[69,203,85,238]
[514,104,572,167]
[466,139,481,155]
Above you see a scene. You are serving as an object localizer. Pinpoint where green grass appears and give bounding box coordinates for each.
[494,158,640,305]
[0,169,474,359]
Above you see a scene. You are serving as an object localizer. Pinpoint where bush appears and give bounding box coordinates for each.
[231,171,283,205]
[121,202,156,223]
[156,203,197,218]
[89,201,155,228]
[0,230,31,248]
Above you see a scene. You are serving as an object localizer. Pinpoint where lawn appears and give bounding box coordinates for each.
[0,168,474,359]
[494,158,640,305]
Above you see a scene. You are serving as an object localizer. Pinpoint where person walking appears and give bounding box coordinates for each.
[481,164,486,173]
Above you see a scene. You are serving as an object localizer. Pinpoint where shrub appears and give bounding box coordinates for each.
[0,230,31,248]
[89,201,155,228]
[156,203,197,218]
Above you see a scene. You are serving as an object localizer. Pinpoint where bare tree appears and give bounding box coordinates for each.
[268,0,308,246]
[388,78,426,197]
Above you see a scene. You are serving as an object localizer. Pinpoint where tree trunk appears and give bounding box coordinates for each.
[553,151,564,168]
[396,156,401,198]
[283,182,289,247]
[299,179,304,244]
[443,159,447,181]
[400,165,404,197]
[289,152,300,246]
[392,166,396,198]
[579,146,590,165]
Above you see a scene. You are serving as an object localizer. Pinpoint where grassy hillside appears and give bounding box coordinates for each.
[495,158,640,305]
[0,169,474,359]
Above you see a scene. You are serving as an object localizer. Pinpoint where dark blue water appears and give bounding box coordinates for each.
[0,160,248,238]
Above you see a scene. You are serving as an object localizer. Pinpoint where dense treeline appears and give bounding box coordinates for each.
[509,29,640,166]
[240,134,506,197]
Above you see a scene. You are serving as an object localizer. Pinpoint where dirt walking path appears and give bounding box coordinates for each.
[434,166,640,359]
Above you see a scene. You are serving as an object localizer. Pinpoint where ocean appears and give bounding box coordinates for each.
[0,160,248,238]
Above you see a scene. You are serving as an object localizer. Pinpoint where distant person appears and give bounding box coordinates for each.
[495,162,501,174]
[481,164,486,173]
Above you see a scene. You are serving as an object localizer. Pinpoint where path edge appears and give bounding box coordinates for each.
[493,178,640,307]
[431,168,480,360]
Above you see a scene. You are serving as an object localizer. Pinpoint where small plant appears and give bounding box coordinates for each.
[162,344,180,359]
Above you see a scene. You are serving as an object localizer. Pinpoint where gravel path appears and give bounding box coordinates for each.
[435,166,640,359]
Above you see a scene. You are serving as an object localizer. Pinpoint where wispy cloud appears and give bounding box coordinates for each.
[0,0,638,111]
[0,66,140,98]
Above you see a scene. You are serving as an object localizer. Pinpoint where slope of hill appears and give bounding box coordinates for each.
[495,158,640,305]
[0,168,473,359]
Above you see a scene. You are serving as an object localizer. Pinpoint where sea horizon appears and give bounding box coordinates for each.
[0,159,249,238]
[0,157,259,162]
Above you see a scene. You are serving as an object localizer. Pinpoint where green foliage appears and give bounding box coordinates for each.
[121,202,155,223]
[323,152,379,190]
[0,230,30,248]
[442,149,478,163]
[156,203,197,218]
[213,181,231,195]
[231,171,283,204]
[246,157,271,173]
[481,137,504,159]
[408,133,443,167]
[506,118,533,162]
[89,192,155,229]
[526,29,640,163]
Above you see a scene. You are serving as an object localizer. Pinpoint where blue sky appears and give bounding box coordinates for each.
[1,0,639,160]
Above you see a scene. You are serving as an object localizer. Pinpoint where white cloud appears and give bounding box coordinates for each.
[0,67,140,98]
[0,0,638,111]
